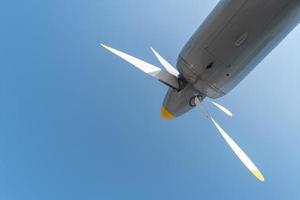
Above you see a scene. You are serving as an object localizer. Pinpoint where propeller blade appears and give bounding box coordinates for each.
[101,44,161,74]
[150,47,180,77]
[210,117,265,182]
[101,44,179,89]
[195,97,264,182]
[210,101,233,117]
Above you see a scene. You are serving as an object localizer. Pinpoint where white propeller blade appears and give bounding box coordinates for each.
[210,101,233,117]
[150,47,180,77]
[101,44,179,89]
[210,117,265,182]
[195,98,264,182]
[101,44,160,74]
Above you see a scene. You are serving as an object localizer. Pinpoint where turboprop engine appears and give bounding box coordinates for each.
[101,44,264,182]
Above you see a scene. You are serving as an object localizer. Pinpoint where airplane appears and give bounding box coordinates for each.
[101,0,300,182]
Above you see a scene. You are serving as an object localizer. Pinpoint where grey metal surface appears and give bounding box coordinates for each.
[163,0,300,117]
[162,84,203,117]
[178,0,300,98]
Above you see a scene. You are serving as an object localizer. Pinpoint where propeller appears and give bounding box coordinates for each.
[100,44,180,89]
[195,98,265,182]
[150,47,180,77]
[209,101,233,117]
[101,43,264,182]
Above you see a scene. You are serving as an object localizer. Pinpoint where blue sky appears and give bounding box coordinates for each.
[1,0,300,199]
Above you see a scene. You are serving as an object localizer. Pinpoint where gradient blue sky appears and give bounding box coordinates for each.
[2,0,300,199]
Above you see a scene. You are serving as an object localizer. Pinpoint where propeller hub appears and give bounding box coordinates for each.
[189,95,203,107]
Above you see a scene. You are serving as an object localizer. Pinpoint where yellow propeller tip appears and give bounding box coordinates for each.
[161,106,176,120]
[252,170,265,182]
